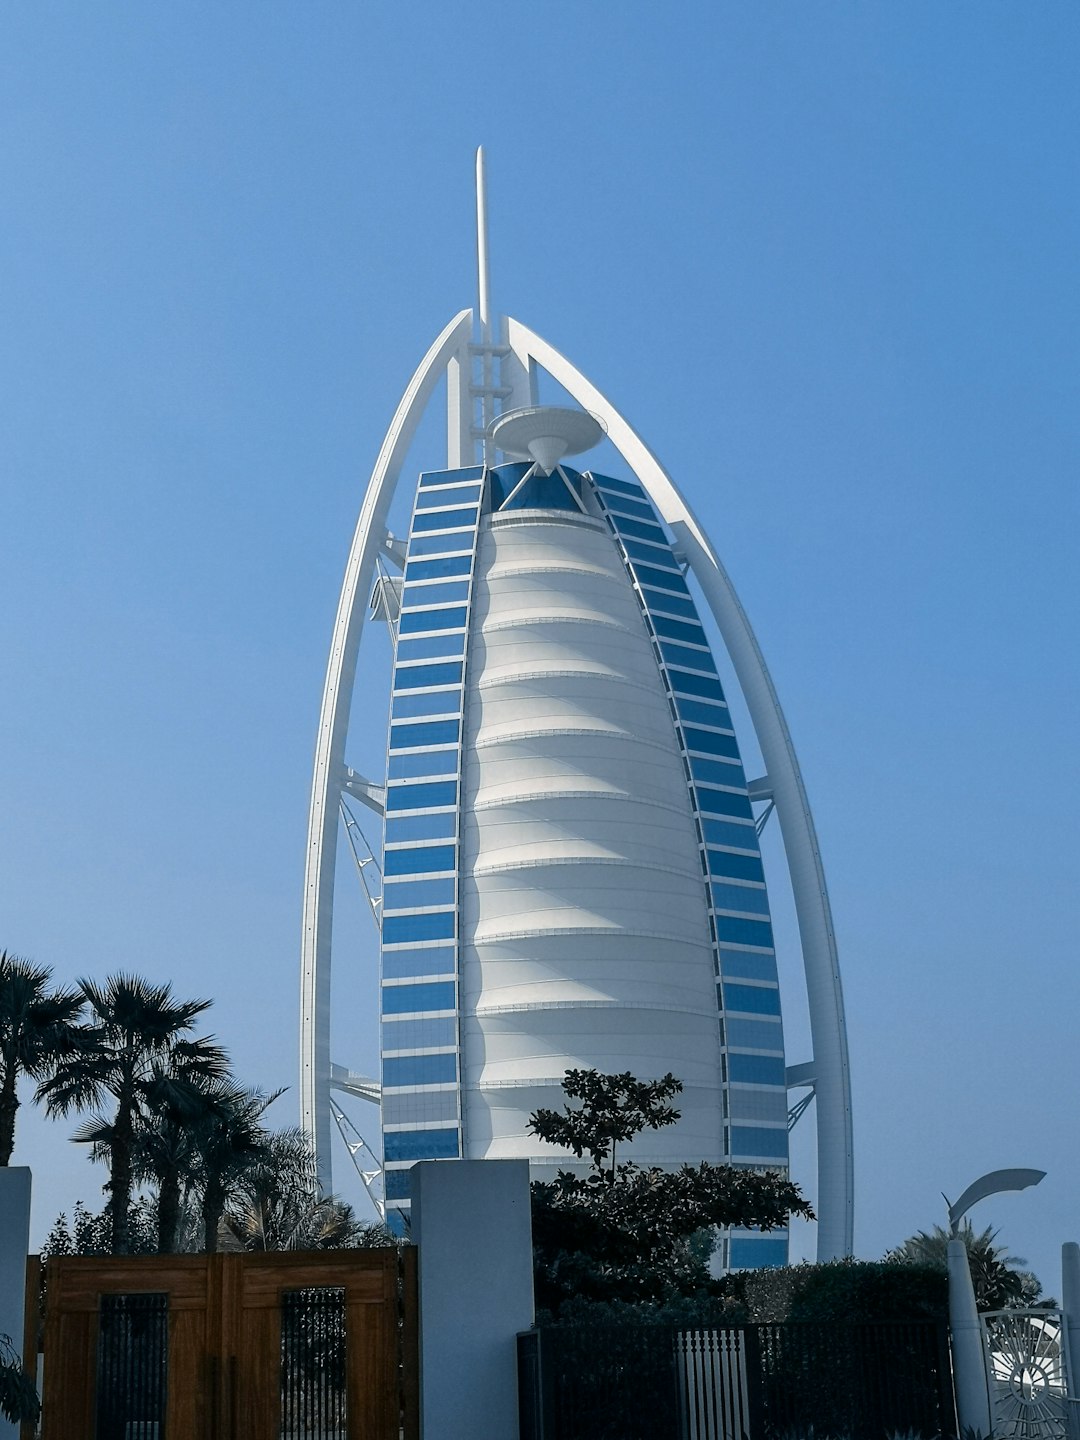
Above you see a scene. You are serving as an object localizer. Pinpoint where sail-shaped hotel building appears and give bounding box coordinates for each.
[300,154,853,1267]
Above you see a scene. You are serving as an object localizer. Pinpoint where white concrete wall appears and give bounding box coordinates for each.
[411,1158,533,1440]
[460,511,724,1173]
[0,1168,31,1440]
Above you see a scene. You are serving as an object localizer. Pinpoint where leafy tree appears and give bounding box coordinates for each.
[224,1128,393,1251]
[885,1220,1046,1310]
[38,974,223,1253]
[134,1059,231,1252]
[529,1069,682,1179]
[0,951,85,1165]
[43,1197,158,1257]
[530,1069,813,1312]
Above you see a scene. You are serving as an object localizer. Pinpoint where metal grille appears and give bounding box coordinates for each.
[95,1292,168,1440]
[982,1308,1070,1439]
[280,1286,348,1439]
[676,1330,754,1440]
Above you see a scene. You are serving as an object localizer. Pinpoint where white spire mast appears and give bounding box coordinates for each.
[475,146,492,341]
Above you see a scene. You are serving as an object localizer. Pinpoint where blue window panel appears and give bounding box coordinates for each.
[715,914,775,947]
[684,727,740,759]
[394,662,463,691]
[720,949,779,982]
[388,751,457,781]
[383,876,457,912]
[591,473,645,499]
[661,640,717,674]
[396,633,466,663]
[624,538,677,567]
[419,465,483,488]
[383,1053,458,1088]
[670,669,727,702]
[690,755,744,788]
[723,982,781,1016]
[381,980,456,1014]
[676,697,732,729]
[712,882,770,916]
[381,946,456,979]
[383,845,457,878]
[641,587,699,621]
[404,556,473,582]
[390,719,460,751]
[708,851,766,884]
[603,493,657,522]
[384,1169,413,1199]
[652,614,707,646]
[728,1054,787,1086]
[407,531,474,558]
[397,633,466,663]
[701,817,758,850]
[633,563,690,594]
[402,580,471,608]
[613,514,668,543]
[390,690,461,721]
[384,812,457,844]
[412,507,479,534]
[697,789,754,820]
[385,780,458,812]
[731,1127,789,1161]
[382,1014,457,1049]
[398,607,468,636]
[416,484,482,508]
[382,911,455,945]
[725,1018,784,1051]
[383,1128,460,1162]
[730,1237,788,1269]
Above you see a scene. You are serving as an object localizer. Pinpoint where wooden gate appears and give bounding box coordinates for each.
[39,1249,418,1440]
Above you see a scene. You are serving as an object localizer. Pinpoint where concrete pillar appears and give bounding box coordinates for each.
[0,1168,32,1440]
[1061,1243,1080,1440]
[948,1236,992,1439]
[411,1159,533,1440]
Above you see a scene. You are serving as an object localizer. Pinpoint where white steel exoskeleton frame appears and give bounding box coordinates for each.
[300,164,854,1259]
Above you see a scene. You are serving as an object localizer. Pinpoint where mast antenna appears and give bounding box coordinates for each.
[475,146,492,341]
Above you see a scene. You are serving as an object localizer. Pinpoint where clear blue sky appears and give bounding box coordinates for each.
[2,3,1077,1286]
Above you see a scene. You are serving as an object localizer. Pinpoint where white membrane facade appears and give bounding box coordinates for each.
[300,152,854,1266]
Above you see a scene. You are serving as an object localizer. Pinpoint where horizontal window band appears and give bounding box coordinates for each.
[652,613,709,646]
[396,633,466,662]
[622,539,680,568]
[383,811,458,843]
[590,472,646,499]
[407,531,475,558]
[383,845,457,878]
[404,555,473,582]
[669,668,728,702]
[684,727,741,759]
[418,466,483,488]
[383,877,457,910]
[411,509,479,534]
[728,1054,788,1086]
[393,662,463,690]
[385,780,458,812]
[383,1053,458,1087]
[382,911,456,945]
[415,483,482,507]
[390,689,462,721]
[610,515,669,544]
[398,606,468,636]
[601,493,657,522]
[387,750,458,781]
[380,981,456,1013]
[383,1128,461,1162]
[715,915,775,946]
[696,789,754,821]
[661,639,719,674]
[640,587,700,621]
[401,580,471,607]
[630,562,691,594]
[381,948,456,980]
[390,718,461,750]
[707,850,766,884]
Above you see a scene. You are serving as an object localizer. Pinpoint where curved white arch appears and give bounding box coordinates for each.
[300,309,473,1184]
[505,317,854,1260]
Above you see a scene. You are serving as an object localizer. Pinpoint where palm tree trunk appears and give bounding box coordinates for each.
[157,1169,182,1253]
[202,1181,224,1253]
[109,1118,135,1254]
[0,1059,19,1166]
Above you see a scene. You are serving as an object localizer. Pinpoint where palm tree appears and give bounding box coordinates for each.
[886,1220,1044,1309]
[38,974,221,1254]
[189,1083,281,1252]
[224,1128,391,1251]
[0,951,85,1165]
